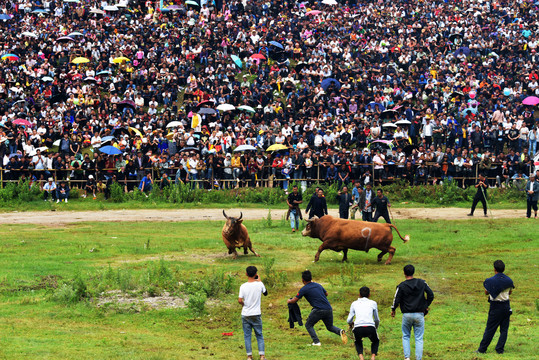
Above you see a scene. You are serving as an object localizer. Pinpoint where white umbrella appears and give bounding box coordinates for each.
[68,31,84,37]
[53,139,61,146]
[103,5,119,11]
[28,146,49,156]
[90,9,105,14]
[395,120,412,125]
[216,103,235,112]
[166,121,182,128]
[63,0,80,2]
[22,31,38,38]
[237,105,255,113]
[322,0,338,5]
[41,76,54,82]
[115,2,128,8]
[234,145,257,152]
[382,123,397,128]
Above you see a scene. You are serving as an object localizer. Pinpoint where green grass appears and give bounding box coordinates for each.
[0,219,537,359]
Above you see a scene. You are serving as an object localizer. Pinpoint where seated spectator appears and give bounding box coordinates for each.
[160,173,171,190]
[43,177,57,202]
[139,172,153,194]
[83,175,97,199]
[56,181,70,203]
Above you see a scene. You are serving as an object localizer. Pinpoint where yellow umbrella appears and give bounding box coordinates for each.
[128,127,142,137]
[165,133,175,140]
[112,56,131,64]
[266,144,288,152]
[71,57,90,64]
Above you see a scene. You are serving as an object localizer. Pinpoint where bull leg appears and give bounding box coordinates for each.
[341,249,349,262]
[384,246,396,265]
[377,250,388,262]
[230,248,239,259]
[243,246,248,255]
[314,242,329,262]
[246,245,260,257]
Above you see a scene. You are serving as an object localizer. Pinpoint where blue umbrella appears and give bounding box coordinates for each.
[31,9,49,13]
[0,14,12,20]
[198,107,217,115]
[462,107,477,115]
[230,54,242,68]
[98,145,122,155]
[269,41,284,49]
[454,47,470,57]
[320,78,341,91]
[96,70,111,75]
[365,102,386,111]
[101,136,115,143]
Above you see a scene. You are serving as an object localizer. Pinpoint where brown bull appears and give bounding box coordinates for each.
[222,210,260,259]
[301,215,409,264]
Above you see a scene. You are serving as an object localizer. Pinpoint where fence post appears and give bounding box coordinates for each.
[1,168,3,189]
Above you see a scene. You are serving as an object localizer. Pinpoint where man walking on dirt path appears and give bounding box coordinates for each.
[371,188,392,223]
[468,174,489,217]
[287,270,348,346]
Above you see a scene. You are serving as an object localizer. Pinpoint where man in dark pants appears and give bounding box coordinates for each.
[468,174,488,217]
[363,183,374,222]
[476,260,514,355]
[305,188,328,219]
[347,286,380,360]
[525,174,539,218]
[371,188,391,223]
[287,270,348,346]
[336,186,353,219]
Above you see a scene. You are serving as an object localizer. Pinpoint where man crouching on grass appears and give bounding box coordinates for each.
[239,266,267,360]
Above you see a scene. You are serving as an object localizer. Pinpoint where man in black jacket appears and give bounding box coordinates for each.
[391,264,434,360]
[371,188,391,223]
[305,188,328,219]
[336,186,353,219]
[468,173,488,217]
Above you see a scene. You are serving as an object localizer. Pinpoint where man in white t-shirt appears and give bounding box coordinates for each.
[238,266,268,360]
[347,286,380,360]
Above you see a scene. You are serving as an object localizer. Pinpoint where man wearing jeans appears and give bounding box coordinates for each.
[391,265,434,360]
[238,266,267,360]
[287,270,348,346]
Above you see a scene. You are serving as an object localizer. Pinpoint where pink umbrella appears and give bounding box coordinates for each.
[187,111,194,117]
[306,10,322,16]
[250,53,266,60]
[56,36,75,42]
[13,119,32,127]
[522,96,539,106]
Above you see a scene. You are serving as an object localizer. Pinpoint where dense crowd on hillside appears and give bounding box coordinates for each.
[0,0,538,194]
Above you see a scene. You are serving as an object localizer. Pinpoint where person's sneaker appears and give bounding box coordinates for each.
[82,194,86,198]
[484,214,488,217]
[65,198,68,203]
[340,329,348,345]
[467,213,473,216]
[404,358,410,360]
[56,199,59,203]
[310,342,321,346]
[474,350,485,354]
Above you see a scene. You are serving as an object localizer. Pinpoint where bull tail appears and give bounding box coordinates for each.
[388,224,410,243]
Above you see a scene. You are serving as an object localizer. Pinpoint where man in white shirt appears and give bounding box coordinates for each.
[43,177,57,201]
[238,266,268,360]
[347,286,380,360]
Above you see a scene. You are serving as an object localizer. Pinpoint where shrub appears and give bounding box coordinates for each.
[109,183,125,202]
[262,257,288,289]
[49,275,89,305]
[188,291,207,316]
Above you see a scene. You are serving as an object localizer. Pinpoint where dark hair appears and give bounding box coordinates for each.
[403,264,415,276]
[377,188,383,193]
[292,185,298,189]
[493,260,505,273]
[359,286,370,298]
[302,270,312,282]
[246,266,258,277]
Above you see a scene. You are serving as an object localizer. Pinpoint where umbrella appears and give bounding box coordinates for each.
[234,145,257,152]
[128,127,142,137]
[179,147,199,153]
[250,53,266,60]
[98,145,122,155]
[21,31,38,38]
[101,136,114,143]
[13,119,32,127]
[166,121,182,128]
[112,56,130,63]
[522,96,539,106]
[185,0,200,6]
[238,105,255,113]
[63,0,80,2]
[166,5,181,10]
[322,0,337,4]
[454,47,470,57]
[68,31,84,37]
[56,36,75,42]
[449,91,465,99]
[449,33,463,42]
[1,54,19,61]
[217,104,235,112]
[321,78,341,91]
[198,108,217,115]
[230,54,242,68]
[90,9,105,14]
[71,57,90,64]
[118,100,136,110]
[381,109,398,119]
[462,107,477,115]
[195,100,215,108]
[71,74,83,80]
[402,144,417,156]
[365,102,386,111]
[31,9,49,13]
[53,139,61,146]
[84,77,97,82]
[115,2,128,7]
[41,76,54,82]
[96,70,111,75]
[395,119,412,126]
[103,5,119,11]
[0,14,12,20]
[266,144,288,152]
[306,10,322,16]
[382,123,397,128]
[268,41,284,49]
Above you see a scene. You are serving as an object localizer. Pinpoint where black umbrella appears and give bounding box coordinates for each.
[381,109,398,119]
[50,93,67,104]
[179,147,200,153]
[449,33,463,43]
[117,100,136,110]
[403,144,417,156]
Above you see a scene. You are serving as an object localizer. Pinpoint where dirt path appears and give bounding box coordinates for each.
[0,207,525,225]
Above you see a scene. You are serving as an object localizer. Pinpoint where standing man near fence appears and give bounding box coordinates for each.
[468,173,488,217]
[238,266,268,360]
[287,185,303,232]
[391,265,434,360]
[371,188,391,223]
[350,181,364,220]
[336,186,353,219]
[525,174,539,218]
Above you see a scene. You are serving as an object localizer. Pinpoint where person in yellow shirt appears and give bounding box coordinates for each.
[231,152,243,187]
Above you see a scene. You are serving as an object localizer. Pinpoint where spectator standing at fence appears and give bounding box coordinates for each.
[525,174,539,218]
[371,188,391,224]
[468,174,488,217]
[43,177,56,202]
[475,260,514,355]
[347,286,380,360]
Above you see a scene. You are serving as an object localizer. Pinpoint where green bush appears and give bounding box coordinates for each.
[188,291,207,316]
[49,275,89,305]
[109,183,125,202]
[262,257,288,289]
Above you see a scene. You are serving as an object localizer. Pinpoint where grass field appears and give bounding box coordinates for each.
[0,218,536,360]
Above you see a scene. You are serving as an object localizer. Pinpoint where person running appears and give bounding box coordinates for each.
[468,173,488,217]
[287,270,348,346]
[347,286,380,360]
[238,266,268,360]
[371,188,392,223]
[286,185,303,232]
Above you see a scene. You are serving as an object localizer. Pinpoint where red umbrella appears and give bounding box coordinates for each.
[13,119,32,127]
[196,100,215,108]
[250,53,266,60]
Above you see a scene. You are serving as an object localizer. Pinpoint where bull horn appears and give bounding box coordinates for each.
[238,212,243,220]
[312,215,319,220]
[223,210,229,219]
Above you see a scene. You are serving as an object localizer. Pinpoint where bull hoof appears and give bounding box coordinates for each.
[384,260,392,265]
[377,258,382,262]
[255,253,261,257]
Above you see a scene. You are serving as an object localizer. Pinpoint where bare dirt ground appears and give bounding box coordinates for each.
[0,207,525,225]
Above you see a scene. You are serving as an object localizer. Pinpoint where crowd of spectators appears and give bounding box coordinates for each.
[1,0,538,196]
